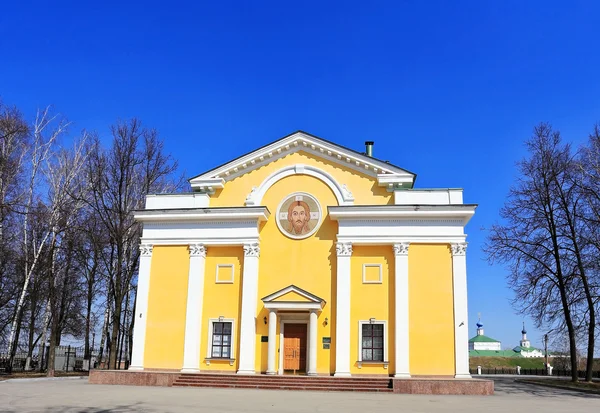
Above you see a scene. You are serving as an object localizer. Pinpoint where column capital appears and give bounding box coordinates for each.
[243,242,260,257]
[450,242,468,256]
[140,243,153,257]
[393,242,410,256]
[189,243,206,258]
[336,242,353,257]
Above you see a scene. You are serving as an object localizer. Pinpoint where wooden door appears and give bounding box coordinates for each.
[283,324,307,373]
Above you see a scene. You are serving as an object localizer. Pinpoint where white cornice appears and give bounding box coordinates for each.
[328,204,476,225]
[188,132,415,190]
[134,207,270,223]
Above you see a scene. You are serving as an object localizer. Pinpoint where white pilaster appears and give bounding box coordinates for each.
[181,244,207,373]
[266,309,277,375]
[334,242,352,377]
[129,244,153,371]
[308,310,318,376]
[237,242,260,375]
[451,242,471,378]
[393,242,411,378]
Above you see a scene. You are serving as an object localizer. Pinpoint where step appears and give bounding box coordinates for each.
[177,374,390,383]
[173,379,390,388]
[172,382,393,392]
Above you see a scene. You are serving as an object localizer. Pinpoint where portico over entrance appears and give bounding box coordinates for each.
[261,285,325,376]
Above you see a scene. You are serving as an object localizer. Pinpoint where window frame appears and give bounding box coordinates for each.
[206,318,236,361]
[362,263,383,284]
[357,320,388,368]
[215,264,235,284]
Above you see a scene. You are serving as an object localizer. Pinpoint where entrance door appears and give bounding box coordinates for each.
[283,324,307,373]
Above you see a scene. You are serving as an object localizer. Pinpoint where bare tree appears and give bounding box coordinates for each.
[486,124,579,381]
[6,107,68,372]
[0,102,29,343]
[44,134,91,377]
[85,119,178,369]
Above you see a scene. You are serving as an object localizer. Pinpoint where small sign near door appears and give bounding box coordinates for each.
[261,336,268,342]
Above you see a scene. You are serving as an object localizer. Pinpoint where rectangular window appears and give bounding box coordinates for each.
[361,323,384,362]
[211,322,232,358]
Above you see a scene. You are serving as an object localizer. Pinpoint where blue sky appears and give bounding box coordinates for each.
[2,1,599,350]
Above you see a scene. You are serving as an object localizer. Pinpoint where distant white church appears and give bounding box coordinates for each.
[512,323,544,358]
[469,320,544,358]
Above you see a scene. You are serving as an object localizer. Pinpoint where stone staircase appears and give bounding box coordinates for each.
[172,373,393,392]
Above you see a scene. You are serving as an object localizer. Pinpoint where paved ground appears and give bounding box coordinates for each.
[0,376,598,413]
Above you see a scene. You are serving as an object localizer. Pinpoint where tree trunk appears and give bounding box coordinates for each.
[109,303,121,370]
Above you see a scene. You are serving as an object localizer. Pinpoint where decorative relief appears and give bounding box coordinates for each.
[139,244,153,257]
[451,242,468,256]
[189,244,206,258]
[336,242,353,257]
[341,184,354,200]
[245,186,258,205]
[393,243,410,256]
[243,243,260,257]
[275,192,322,240]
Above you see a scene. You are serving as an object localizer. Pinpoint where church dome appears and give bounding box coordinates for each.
[476,321,483,328]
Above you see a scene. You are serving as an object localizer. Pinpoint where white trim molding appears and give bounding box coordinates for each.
[237,242,261,374]
[215,264,234,284]
[357,319,389,369]
[362,264,383,284]
[181,244,207,372]
[245,164,354,206]
[451,242,471,379]
[334,242,352,377]
[129,243,153,371]
[189,131,416,191]
[393,242,410,378]
[205,317,236,366]
[134,206,270,224]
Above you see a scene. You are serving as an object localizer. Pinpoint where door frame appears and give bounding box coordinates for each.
[278,317,310,375]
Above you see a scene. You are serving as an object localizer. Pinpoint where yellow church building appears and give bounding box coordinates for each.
[128,131,476,378]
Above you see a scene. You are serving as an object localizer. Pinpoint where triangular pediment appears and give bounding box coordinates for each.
[262,285,325,305]
[188,131,415,192]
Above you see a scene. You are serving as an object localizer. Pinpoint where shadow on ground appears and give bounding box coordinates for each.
[0,404,149,413]
[493,377,600,399]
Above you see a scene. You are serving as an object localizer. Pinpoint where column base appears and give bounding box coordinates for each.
[394,373,411,378]
[180,368,200,373]
[455,373,472,379]
[266,370,276,375]
[334,372,351,378]
[307,371,318,376]
[237,370,257,375]
[128,366,144,372]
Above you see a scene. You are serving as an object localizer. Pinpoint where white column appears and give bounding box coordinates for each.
[308,310,318,376]
[129,244,153,371]
[181,244,207,373]
[393,242,411,378]
[451,242,471,378]
[266,309,277,375]
[237,242,260,375]
[334,242,352,377]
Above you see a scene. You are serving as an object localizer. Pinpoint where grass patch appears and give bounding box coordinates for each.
[519,378,600,394]
[470,357,545,369]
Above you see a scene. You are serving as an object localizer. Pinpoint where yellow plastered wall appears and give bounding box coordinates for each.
[256,174,338,374]
[200,247,243,371]
[144,245,189,369]
[409,244,455,376]
[210,151,392,207]
[350,246,394,375]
